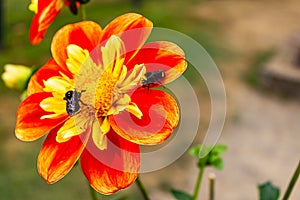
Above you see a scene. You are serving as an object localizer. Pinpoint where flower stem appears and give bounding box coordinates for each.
[136,176,150,200]
[282,159,300,200]
[89,184,99,200]
[192,166,205,200]
[79,4,86,20]
[208,173,216,200]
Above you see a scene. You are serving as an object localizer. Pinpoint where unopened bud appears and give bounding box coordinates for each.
[29,0,38,13]
[2,64,33,91]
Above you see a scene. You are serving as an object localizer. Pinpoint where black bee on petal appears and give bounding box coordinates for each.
[64,90,86,116]
[142,70,165,89]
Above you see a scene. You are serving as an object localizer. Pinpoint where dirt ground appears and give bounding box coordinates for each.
[184,0,300,199]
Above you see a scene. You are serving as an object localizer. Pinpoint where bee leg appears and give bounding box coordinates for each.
[79,99,88,106]
[78,90,87,105]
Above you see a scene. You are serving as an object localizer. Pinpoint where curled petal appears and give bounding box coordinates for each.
[126,41,187,87]
[15,92,68,141]
[43,75,73,95]
[56,110,93,143]
[110,90,179,145]
[40,97,66,116]
[127,102,143,119]
[28,59,71,95]
[92,119,108,150]
[100,35,125,74]
[66,44,90,75]
[38,125,89,184]
[51,21,102,72]
[30,0,64,45]
[81,130,140,194]
[56,117,80,142]
[117,64,146,92]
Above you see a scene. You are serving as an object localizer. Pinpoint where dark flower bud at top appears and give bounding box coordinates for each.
[78,0,90,4]
[69,0,78,15]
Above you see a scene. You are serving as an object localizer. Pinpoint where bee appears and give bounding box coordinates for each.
[63,90,86,116]
[142,70,165,89]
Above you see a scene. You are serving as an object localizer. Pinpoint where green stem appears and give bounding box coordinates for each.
[79,4,86,20]
[89,184,99,200]
[282,160,300,200]
[192,166,205,200]
[136,176,150,200]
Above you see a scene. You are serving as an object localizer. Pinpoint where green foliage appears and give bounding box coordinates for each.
[170,189,193,200]
[258,181,280,200]
[189,144,227,170]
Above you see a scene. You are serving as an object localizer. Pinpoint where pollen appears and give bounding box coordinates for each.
[94,69,119,117]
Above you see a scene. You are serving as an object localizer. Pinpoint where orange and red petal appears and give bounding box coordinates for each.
[15,92,68,141]
[28,59,72,95]
[51,21,102,71]
[100,13,153,59]
[110,90,179,145]
[38,125,89,184]
[125,41,187,86]
[30,0,64,45]
[80,130,140,194]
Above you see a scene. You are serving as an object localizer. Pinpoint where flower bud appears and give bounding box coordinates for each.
[2,64,33,91]
[29,0,38,13]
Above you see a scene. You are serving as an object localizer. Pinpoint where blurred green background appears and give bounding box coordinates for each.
[1,0,300,200]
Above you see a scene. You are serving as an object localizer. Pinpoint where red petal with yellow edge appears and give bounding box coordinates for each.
[110,90,179,145]
[51,21,102,71]
[30,0,63,45]
[100,13,153,60]
[28,59,72,95]
[38,125,89,184]
[125,41,187,86]
[81,130,140,194]
[15,92,68,141]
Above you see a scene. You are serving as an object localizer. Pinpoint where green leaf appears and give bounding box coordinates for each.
[170,189,192,200]
[212,145,227,154]
[189,145,200,157]
[258,181,280,200]
[190,144,227,170]
[210,157,223,170]
[198,146,213,158]
[189,145,212,162]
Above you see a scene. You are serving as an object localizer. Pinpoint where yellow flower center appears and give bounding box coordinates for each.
[40,35,146,150]
[94,70,119,117]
